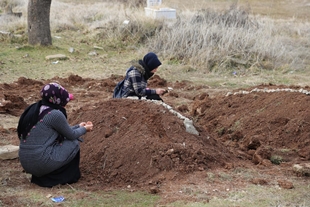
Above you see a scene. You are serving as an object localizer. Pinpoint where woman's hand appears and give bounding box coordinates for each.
[79,122,86,127]
[155,88,167,95]
[84,121,93,132]
[80,121,93,132]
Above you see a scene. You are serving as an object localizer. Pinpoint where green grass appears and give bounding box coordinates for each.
[66,191,160,207]
[167,183,310,207]
[2,1,310,84]
[0,186,160,207]
[1,31,310,90]
[0,35,135,83]
[270,155,283,165]
[2,178,309,207]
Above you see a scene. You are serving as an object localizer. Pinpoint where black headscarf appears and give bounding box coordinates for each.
[17,83,70,140]
[138,60,154,81]
[139,52,162,81]
[143,52,162,71]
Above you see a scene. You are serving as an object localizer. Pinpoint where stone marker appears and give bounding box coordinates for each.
[45,54,67,60]
[0,145,19,160]
[293,163,310,176]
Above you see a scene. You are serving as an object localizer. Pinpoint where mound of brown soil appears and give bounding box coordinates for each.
[71,99,233,188]
[191,89,310,163]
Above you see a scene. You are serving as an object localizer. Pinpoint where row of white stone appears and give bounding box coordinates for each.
[127,96,200,135]
[133,87,310,135]
[225,88,310,96]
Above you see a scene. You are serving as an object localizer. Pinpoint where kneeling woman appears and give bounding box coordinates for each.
[17,83,93,187]
[114,52,167,101]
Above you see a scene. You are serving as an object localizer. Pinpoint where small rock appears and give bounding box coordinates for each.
[277,180,294,189]
[68,47,75,53]
[149,186,159,194]
[45,54,67,60]
[88,51,98,56]
[251,178,268,185]
[94,46,104,50]
[252,153,263,164]
[293,163,310,176]
[0,145,19,160]
[183,119,199,135]
[261,159,273,167]
[166,149,174,155]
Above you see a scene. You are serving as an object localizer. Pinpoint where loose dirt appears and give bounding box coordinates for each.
[1,75,310,205]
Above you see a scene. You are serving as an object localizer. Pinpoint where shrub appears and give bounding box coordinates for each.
[270,155,283,165]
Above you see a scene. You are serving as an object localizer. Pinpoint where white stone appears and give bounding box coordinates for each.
[0,145,19,160]
[45,54,67,60]
[183,119,199,135]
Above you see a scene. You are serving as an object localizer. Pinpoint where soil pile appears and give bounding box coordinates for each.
[73,99,232,188]
[190,87,310,163]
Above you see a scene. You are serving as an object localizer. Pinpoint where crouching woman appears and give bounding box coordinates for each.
[17,83,93,187]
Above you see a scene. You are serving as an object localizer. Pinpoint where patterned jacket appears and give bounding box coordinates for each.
[123,63,157,98]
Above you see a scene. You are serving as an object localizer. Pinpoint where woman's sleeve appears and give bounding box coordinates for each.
[48,110,87,140]
[71,125,80,129]
[128,70,156,96]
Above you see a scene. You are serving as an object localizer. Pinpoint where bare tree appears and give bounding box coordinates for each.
[28,0,52,46]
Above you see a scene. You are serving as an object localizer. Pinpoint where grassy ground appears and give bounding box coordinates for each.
[1,165,309,206]
[1,0,309,86]
[1,37,310,88]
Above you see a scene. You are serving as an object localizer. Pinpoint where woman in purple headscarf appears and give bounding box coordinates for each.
[17,82,93,187]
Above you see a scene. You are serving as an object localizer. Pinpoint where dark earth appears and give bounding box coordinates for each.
[1,74,310,205]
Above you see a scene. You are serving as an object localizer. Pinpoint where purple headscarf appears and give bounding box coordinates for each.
[17,83,72,140]
[40,83,70,106]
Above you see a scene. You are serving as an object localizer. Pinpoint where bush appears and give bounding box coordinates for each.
[270,155,283,165]
[147,4,310,72]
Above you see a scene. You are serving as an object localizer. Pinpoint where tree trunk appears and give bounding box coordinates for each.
[28,0,52,46]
